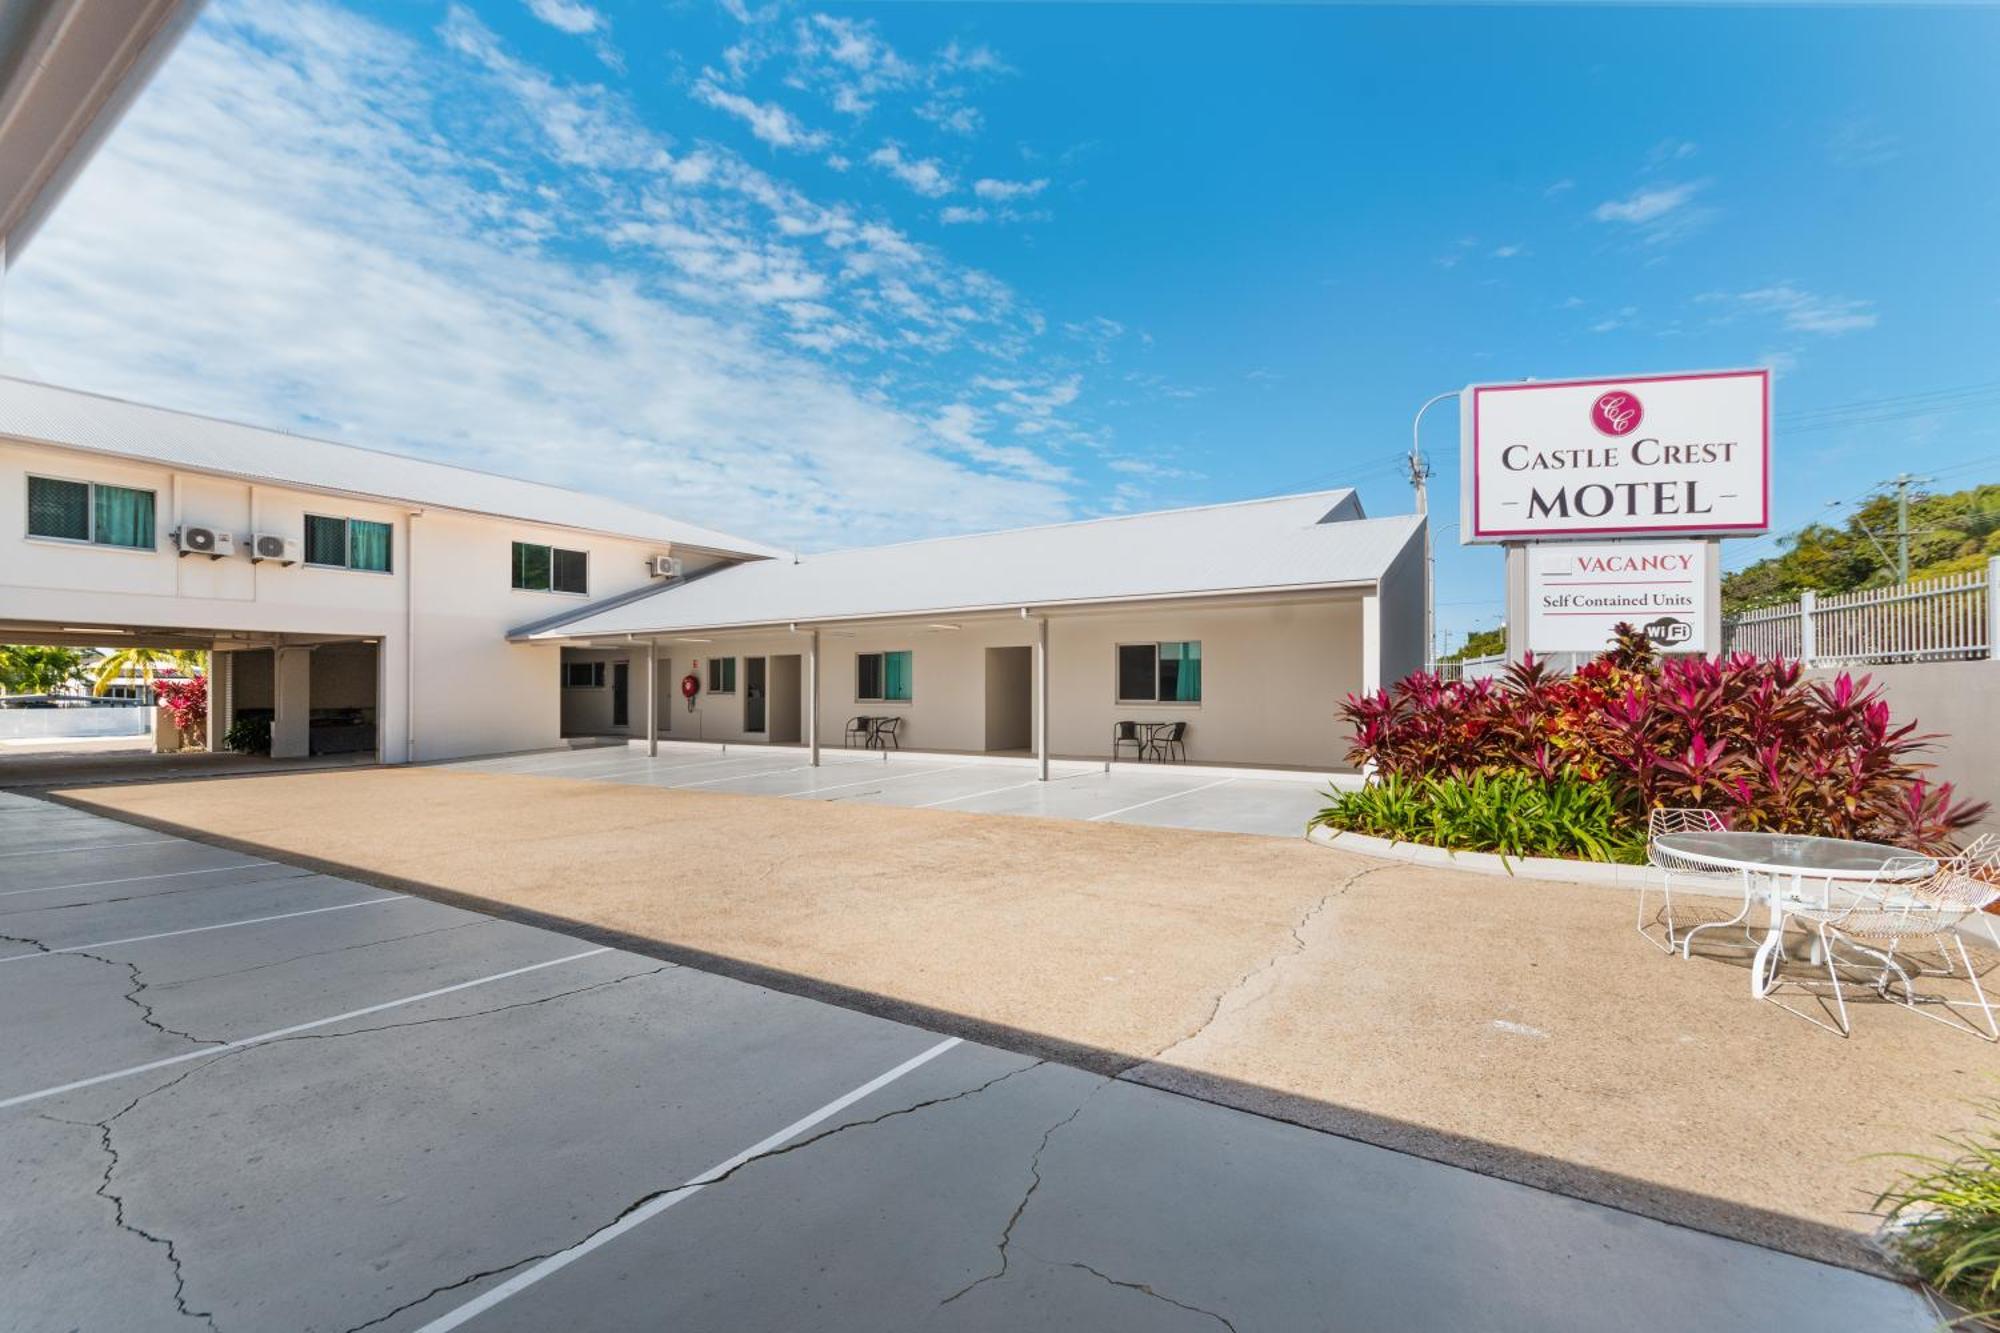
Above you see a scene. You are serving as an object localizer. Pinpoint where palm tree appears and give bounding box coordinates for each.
[91,647,207,698]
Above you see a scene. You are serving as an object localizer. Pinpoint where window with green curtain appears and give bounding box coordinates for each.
[27,477,89,541]
[512,541,551,590]
[883,650,912,701]
[349,519,392,572]
[93,484,155,549]
[1159,641,1201,702]
[305,515,348,566]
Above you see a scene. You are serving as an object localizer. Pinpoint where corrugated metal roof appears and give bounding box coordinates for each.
[0,377,782,557]
[524,490,1422,639]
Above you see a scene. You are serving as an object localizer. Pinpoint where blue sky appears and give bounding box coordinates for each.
[8,0,1999,652]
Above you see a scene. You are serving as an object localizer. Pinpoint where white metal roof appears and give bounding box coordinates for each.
[524,490,1422,639]
[0,377,781,557]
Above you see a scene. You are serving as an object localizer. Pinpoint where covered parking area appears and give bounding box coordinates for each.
[0,787,1938,1331]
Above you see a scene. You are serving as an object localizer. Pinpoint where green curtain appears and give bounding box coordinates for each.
[94,485,154,549]
[884,650,912,701]
[349,520,392,572]
[1167,641,1201,701]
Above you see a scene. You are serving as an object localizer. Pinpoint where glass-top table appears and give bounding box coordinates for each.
[1652,830,1936,997]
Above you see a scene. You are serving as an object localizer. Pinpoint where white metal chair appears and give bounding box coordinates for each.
[1776,852,1999,1039]
[1637,807,1734,955]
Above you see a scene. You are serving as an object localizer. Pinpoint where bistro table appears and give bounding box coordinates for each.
[1650,830,1936,998]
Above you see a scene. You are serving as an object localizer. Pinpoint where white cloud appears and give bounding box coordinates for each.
[972,177,1046,202]
[691,77,829,151]
[1714,285,1878,335]
[938,205,986,225]
[1592,183,1699,225]
[1544,178,1574,197]
[5,0,1081,549]
[523,0,603,36]
[867,143,955,197]
[1489,243,1526,259]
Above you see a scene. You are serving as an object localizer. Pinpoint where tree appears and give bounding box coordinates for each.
[1723,481,2000,612]
[1440,627,1506,661]
[0,646,86,695]
[90,647,207,696]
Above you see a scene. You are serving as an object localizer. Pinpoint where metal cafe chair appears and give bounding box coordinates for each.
[844,716,874,748]
[869,716,904,750]
[1151,721,1188,763]
[1637,807,1733,955]
[1112,720,1146,761]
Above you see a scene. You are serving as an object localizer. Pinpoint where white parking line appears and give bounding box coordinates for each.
[0,947,611,1112]
[0,894,413,964]
[0,861,279,899]
[0,838,179,859]
[668,763,822,790]
[1085,776,1238,822]
[412,1035,964,1332]
[783,764,966,799]
[912,771,1097,809]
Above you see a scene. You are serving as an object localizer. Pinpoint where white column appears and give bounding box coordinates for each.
[1034,614,1049,781]
[1799,590,1818,667]
[270,645,313,759]
[645,639,658,756]
[206,649,226,753]
[1361,593,1383,694]
[1987,556,2000,664]
[806,628,821,767]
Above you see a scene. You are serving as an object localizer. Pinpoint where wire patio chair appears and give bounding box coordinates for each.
[843,716,874,748]
[1775,850,2000,1039]
[1112,721,1145,762]
[1637,807,1734,955]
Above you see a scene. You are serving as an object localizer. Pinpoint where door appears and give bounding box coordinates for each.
[612,661,630,728]
[745,656,767,734]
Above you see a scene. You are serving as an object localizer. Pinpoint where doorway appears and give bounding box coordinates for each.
[767,655,802,743]
[983,646,1033,753]
[612,661,629,728]
[745,656,767,734]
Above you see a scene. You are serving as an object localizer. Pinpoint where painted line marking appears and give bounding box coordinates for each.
[912,771,1099,809]
[412,1035,964,1332]
[0,894,413,964]
[783,764,966,799]
[0,838,180,859]
[0,862,278,899]
[0,947,612,1112]
[1086,777,1238,822]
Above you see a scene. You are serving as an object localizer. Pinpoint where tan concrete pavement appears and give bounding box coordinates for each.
[55,766,1997,1275]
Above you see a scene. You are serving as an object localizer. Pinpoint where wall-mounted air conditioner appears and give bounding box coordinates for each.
[176,526,235,559]
[648,555,683,579]
[250,533,300,565]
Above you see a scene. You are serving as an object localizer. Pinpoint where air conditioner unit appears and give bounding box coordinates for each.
[176,526,235,560]
[250,533,300,566]
[647,555,683,579]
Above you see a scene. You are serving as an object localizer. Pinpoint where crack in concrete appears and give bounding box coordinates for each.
[1137,861,1394,1070]
[940,1083,1104,1308]
[1064,1259,1241,1332]
[336,1056,1044,1333]
[153,919,496,991]
[0,927,221,1047]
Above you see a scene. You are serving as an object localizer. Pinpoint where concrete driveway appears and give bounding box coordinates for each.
[440,740,1335,837]
[0,788,1938,1331]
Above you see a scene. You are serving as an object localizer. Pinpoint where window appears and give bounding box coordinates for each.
[1117,641,1202,703]
[707,657,736,693]
[304,515,392,572]
[512,541,587,593]
[27,477,155,549]
[857,650,912,702]
[563,661,605,689]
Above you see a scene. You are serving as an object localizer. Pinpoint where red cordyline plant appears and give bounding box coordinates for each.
[154,674,207,746]
[1343,625,1986,853]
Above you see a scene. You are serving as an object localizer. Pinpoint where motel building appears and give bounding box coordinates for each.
[0,378,1427,775]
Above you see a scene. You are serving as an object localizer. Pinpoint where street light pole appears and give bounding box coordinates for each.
[1411,390,1457,668]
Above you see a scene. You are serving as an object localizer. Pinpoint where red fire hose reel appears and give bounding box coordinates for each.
[681,670,700,712]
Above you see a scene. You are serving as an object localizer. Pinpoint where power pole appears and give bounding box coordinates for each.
[1882,472,1930,583]
[1411,391,1456,669]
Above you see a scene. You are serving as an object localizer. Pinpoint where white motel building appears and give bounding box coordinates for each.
[0,379,1427,774]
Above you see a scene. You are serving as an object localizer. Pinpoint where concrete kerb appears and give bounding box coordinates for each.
[1307,826,1670,891]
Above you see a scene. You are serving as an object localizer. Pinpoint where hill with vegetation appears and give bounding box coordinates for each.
[1723,482,2000,612]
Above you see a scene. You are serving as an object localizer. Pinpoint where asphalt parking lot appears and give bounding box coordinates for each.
[0,787,1938,1331]
[438,740,1336,837]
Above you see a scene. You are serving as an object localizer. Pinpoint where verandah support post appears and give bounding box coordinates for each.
[1033,611,1049,781]
[645,638,658,757]
[806,626,820,767]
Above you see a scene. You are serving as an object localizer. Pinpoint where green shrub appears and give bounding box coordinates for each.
[223,715,272,755]
[1309,771,1647,865]
[1875,1096,2000,1326]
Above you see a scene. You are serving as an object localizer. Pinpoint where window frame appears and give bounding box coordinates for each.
[511,540,589,595]
[302,513,394,574]
[1115,640,1203,706]
[562,661,606,690]
[856,649,913,703]
[25,473,158,552]
[706,656,737,695]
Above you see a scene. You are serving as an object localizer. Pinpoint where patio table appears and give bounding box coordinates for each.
[1651,830,1936,998]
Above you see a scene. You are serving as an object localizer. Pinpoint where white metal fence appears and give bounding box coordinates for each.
[1721,556,1997,666]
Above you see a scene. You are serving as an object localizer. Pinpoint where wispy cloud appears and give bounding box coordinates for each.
[972,177,1046,202]
[6,0,1088,548]
[1826,119,1900,168]
[1706,285,1878,335]
[692,77,828,151]
[867,142,955,197]
[1591,180,1712,245]
[523,0,603,36]
[938,205,986,225]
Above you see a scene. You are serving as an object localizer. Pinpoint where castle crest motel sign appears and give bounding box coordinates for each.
[1458,368,1771,655]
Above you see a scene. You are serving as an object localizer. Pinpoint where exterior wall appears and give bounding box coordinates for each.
[559,646,634,737]
[0,437,726,763]
[1374,524,1427,687]
[1803,661,2000,837]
